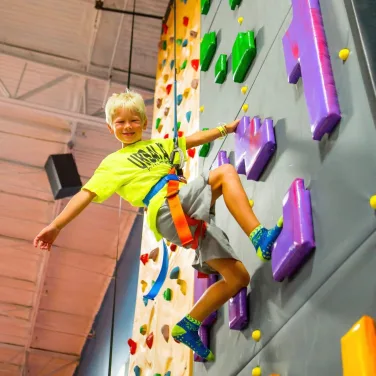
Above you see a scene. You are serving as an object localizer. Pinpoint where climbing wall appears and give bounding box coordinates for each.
[197,0,376,375]
[128,1,201,375]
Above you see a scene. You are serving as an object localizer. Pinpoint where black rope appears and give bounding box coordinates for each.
[107,0,137,374]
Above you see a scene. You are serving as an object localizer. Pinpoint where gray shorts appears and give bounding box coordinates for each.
[156,170,239,274]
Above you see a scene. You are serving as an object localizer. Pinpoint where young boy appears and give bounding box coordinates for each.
[34,90,282,361]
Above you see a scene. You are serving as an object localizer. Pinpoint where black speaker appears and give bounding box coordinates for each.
[44,153,82,199]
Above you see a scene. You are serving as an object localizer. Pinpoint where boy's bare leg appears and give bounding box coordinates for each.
[172,258,250,361]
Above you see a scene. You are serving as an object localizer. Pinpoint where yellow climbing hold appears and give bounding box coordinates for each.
[249,199,254,208]
[339,48,350,61]
[252,330,261,342]
[242,104,248,112]
[163,74,169,82]
[199,105,205,113]
[241,86,248,94]
[370,195,376,209]
[252,366,261,376]
[177,279,187,295]
[238,17,244,25]
[141,280,148,292]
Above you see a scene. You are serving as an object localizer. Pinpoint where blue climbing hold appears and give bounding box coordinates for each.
[186,111,192,123]
[162,59,166,67]
[143,297,148,307]
[165,372,171,376]
[134,365,141,376]
[170,60,175,70]
[182,39,188,47]
[170,266,180,279]
[177,94,183,105]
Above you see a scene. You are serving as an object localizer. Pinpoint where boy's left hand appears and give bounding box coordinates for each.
[225,119,240,134]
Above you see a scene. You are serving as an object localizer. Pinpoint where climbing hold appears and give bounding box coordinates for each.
[232,31,256,83]
[201,0,211,14]
[370,195,376,209]
[154,374,161,376]
[127,338,137,355]
[197,271,209,279]
[252,330,262,342]
[177,121,181,130]
[163,74,169,83]
[140,253,149,265]
[181,60,188,70]
[229,0,242,10]
[272,179,315,281]
[149,247,159,262]
[157,123,163,133]
[177,279,187,295]
[252,366,261,376]
[177,38,183,46]
[199,143,210,157]
[183,88,190,98]
[187,148,196,158]
[170,266,180,279]
[190,30,198,38]
[182,39,188,47]
[178,131,184,137]
[339,48,350,61]
[241,86,248,94]
[146,332,154,349]
[163,288,172,301]
[143,297,148,306]
[140,324,147,335]
[170,244,177,252]
[157,98,163,108]
[166,84,172,95]
[155,118,162,129]
[164,134,169,139]
[249,199,254,207]
[162,23,168,35]
[161,40,167,50]
[218,150,230,166]
[177,94,183,105]
[238,16,244,25]
[215,54,228,84]
[164,372,171,376]
[183,16,189,26]
[199,105,205,113]
[200,32,217,71]
[134,365,141,376]
[164,107,170,116]
[186,111,192,123]
[229,287,248,330]
[141,280,148,292]
[191,59,199,71]
[170,60,175,71]
[161,59,166,68]
[191,78,199,89]
[235,116,276,180]
[242,104,248,112]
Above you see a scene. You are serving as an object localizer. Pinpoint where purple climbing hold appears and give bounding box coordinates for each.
[271,178,315,282]
[194,326,209,362]
[217,150,230,166]
[282,0,341,141]
[229,287,248,330]
[235,116,276,181]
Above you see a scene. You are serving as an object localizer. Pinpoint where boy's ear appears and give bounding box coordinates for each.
[107,123,114,134]
[143,119,148,130]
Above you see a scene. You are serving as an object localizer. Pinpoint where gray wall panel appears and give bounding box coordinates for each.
[195,0,376,375]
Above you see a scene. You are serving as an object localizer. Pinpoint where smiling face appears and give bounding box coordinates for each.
[107,107,147,145]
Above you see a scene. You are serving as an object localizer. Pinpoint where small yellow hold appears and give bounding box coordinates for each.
[241,86,248,94]
[339,48,350,61]
[141,280,148,292]
[252,366,261,376]
[238,17,244,25]
[249,199,254,208]
[242,104,249,112]
[163,74,169,82]
[252,329,261,342]
[370,195,376,209]
[199,105,205,113]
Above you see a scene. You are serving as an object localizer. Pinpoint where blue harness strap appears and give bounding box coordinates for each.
[143,174,180,206]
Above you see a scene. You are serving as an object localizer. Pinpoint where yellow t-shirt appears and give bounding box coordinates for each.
[82,137,187,241]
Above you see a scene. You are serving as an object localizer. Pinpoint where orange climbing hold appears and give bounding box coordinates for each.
[191,59,199,71]
[140,254,149,265]
[146,332,154,349]
[127,338,137,355]
[341,315,376,376]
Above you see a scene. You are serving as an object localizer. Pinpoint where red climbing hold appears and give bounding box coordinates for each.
[164,134,169,139]
[170,244,177,252]
[187,148,196,158]
[162,23,168,34]
[183,16,189,26]
[127,338,137,355]
[197,272,209,279]
[166,84,172,95]
[191,59,199,71]
[140,254,149,265]
[146,332,154,349]
[178,131,184,137]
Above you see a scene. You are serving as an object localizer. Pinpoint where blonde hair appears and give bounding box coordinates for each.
[105,89,147,126]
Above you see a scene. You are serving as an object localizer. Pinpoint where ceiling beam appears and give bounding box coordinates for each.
[0,43,155,93]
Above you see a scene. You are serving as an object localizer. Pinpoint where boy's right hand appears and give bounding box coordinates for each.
[33,223,61,251]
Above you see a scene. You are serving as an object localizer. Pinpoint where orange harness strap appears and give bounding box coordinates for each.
[166,169,206,250]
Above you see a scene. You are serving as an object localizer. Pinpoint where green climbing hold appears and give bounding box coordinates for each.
[232,31,256,83]
[177,39,183,45]
[170,266,180,279]
[154,374,162,376]
[199,128,210,157]
[200,32,217,72]
[152,280,155,286]
[140,324,147,335]
[201,0,211,14]
[177,121,181,130]
[163,288,172,301]
[215,54,228,84]
[162,40,167,50]
[229,0,241,10]
[181,59,187,70]
[156,118,161,129]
